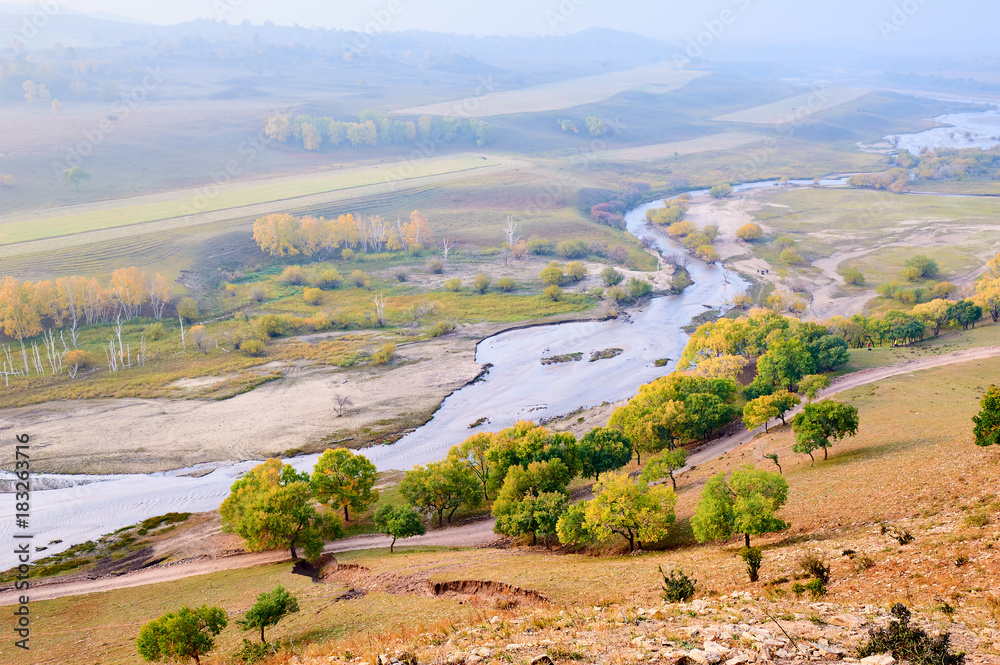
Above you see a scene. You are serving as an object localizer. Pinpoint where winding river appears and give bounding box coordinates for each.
[2,108,995,568]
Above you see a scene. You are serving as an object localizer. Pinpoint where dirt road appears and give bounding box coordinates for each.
[4,344,998,605]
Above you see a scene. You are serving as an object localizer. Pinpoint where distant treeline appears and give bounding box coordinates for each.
[264,112,493,151]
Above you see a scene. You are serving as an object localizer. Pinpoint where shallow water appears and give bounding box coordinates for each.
[890,109,1000,153]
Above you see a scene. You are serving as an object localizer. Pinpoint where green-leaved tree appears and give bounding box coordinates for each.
[373,504,426,552]
[310,448,379,521]
[136,605,228,664]
[973,385,1000,448]
[691,465,789,549]
[578,427,632,480]
[237,586,299,644]
[791,399,860,463]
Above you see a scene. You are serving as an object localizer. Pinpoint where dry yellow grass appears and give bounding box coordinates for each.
[394,65,708,117]
[587,131,769,162]
[713,87,870,124]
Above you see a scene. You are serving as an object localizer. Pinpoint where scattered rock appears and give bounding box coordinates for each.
[689,649,723,664]
[860,654,895,665]
[828,615,868,629]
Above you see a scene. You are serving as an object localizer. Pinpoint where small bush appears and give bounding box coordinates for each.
[341,248,355,261]
[854,555,876,572]
[280,265,307,285]
[63,349,89,369]
[249,286,267,302]
[254,314,286,338]
[302,287,323,305]
[540,263,564,286]
[235,638,271,664]
[429,321,456,337]
[842,267,866,285]
[736,223,763,242]
[709,182,734,198]
[773,236,797,251]
[557,239,588,259]
[543,285,562,301]
[146,322,165,341]
[497,277,516,292]
[566,261,587,281]
[527,238,553,255]
[393,267,408,282]
[628,277,652,300]
[800,554,831,584]
[242,338,266,356]
[443,278,462,292]
[659,566,697,603]
[805,578,827,598]
[857,604,965,665]
[473,273,491,293]
[780,248,804,264]
[370,343,396,366]
[740,546,763,582]
[350,269,370,288]
[600,267,623,286]
[177,297,199,322]
[426,258,445,274]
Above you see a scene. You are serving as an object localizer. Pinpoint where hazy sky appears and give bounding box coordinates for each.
[9,0,996,52]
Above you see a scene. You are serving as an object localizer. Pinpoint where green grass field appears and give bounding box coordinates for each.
[0,156,499,246]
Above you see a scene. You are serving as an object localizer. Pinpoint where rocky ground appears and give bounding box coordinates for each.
[286,594,1000,665]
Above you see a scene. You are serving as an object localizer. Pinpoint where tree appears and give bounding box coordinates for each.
[947,300,983,330]
[373,504,426,552]
[540,262,564,286]
[709,183,733,198]
[791,399,860,463]
[63,166,90,189]
[691,465,789,549]
[736,223,763,242]
[904,254,939,279]
[578,427,632,480]
[972,385,1000,448]
[449,433,494,500]
[400,457,481,527]
[136,606,227,664]
[566,261,587,281]
[600,267,623,286]
[752,337,816,394]
[473,273,491,294]
[743,395,780,432]
[770,389,802,424]
[797,374,830,402]
[809,335,850,372]
[177,297,199,322]
[311,448,379,522]
[570,473,677,551]
[220,459,342,560]
[641,448,688,490]
[492,459,571,546]
[485,421,579,494]
[237,586,299,644]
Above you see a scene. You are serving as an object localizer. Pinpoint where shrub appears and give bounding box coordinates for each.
[842,267,865,285]
[147,322,165,341]
[249,286,267,302]
[800,554,831,584]
[392,268,408,282]
[370,343,396,366]
[857,604,965,665]
[659,566,697,603]
[350,269,370,288]
[697,244,719,262]
[557,239,588,259]
[779,248,804,264]
[279,265,307,285]
[667,220,696,237]
[628,277,652,300]
[497,277,516,292]
[905,254,939,279]
[443,278,462,292]
[341,248,355,261]
[932,281,956,298]
[235,638,270,664]
[540,263,564,286]
[605,285,626,303]
[302,287,323,305]
[600,267,623,286]
[736,223,763,241]
[429,321,456,337]
[566,261,587,281]
[805,578,827,598]
[609,246,628,264]
[426,258,445,274]
[63,349,88,368]
[177,297,199,322]
[703,225,719,241]
[241,338,266,357]
[740,546,763,582]
[709,182,734,198]
[473,273,491,294]
[902,265,923,282]
[527,238,554,255]
[543,285,562,301]
[773,236,796,251]
[255,314,286,338]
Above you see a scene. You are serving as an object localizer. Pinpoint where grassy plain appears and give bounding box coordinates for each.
[712,88,871,124]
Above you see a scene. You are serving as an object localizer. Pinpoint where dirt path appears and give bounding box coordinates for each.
[5,344,999,605]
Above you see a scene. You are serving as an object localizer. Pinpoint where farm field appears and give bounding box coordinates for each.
[393,63,709,117]
[712,87,871,124]
[0,155,504,246]
[583,131,770,162]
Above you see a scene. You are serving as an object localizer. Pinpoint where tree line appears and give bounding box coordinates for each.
[264,112,493,152]
[252,209,432,258]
